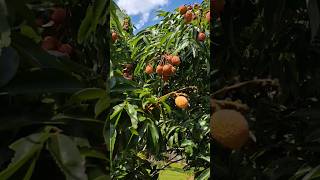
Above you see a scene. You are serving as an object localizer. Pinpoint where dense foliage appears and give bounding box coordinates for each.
[0,0,109,179]
[110,0,211,179]
[212,0,320,179]
[1,0,320,179]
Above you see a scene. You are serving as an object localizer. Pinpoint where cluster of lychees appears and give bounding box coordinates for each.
[39,7,73,57]
[145,54,181,82]
[178,3,210,42]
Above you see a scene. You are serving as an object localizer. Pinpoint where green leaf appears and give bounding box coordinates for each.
[20,25,41,43]
[78,0,107,43]
[95,96,110,117]
[0,47,19,87]
[125,103,139,129]
[303,165,320,180]
[23,154,39,180]
[159,169,194,180]
[80,148,108,161]
[161,101,172,114]
[71,88,106,102]
[52,114,104,125]
[147,121,160,153]
[0,129,50,179]
[1,68,84,94]
[196,168,210,180]
[110,103,125,121]
[47,134,88,180]
[110,124,117,162]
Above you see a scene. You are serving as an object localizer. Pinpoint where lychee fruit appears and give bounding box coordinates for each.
[145,64,153,74]
[175,96,189,109]
[179,5,187,15]
[197,32,206,41]
[171,56,181,66]
[51,8,66,24]
[41,36,59,50]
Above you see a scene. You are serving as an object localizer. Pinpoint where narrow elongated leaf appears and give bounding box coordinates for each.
[70,88,106,102]
[196,168,210,180]
[95,96,110,117]
[78,0,107,43]
[303,165,320,180]
[0,47,19,87]
[47,134,88,180]
[1,69,84,94]
[0,130,50,179]
[125,103,139,129]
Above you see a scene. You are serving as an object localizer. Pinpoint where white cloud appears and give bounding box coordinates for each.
[117,0,168,29]
[135,12,150,29]
[152,16,159,21]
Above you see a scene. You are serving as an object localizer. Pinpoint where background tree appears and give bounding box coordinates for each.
[211,0,320,179]
[0,0,109,179]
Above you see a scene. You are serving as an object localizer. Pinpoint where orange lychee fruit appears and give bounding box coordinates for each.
[210,109,249,149]
[197,32,206,41]
[156,65,163,75]
[162,64,173,76]
[184,11,193,23]
[179,5,187,15]
[175,96,189,109]
[171,56,181,66]
[206,11,210,22]
[145,64,153,74]
[112,32,118,42]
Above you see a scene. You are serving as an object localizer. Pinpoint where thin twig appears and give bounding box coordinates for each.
[212,79,279,98]
[211,99,250,113]
[158,86,198,101]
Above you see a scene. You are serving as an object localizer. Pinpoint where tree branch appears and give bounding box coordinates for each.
[212,78,279,98]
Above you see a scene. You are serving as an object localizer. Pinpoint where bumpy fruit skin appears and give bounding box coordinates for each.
[41,36,59,50]
[179,5,187,15]
[112,32,118,42]
[171,56,181,65]
[51,8,66,24]
[156,65,163,75]
[184,11,193,23]
[210,109,249,149]
[145,64,153,74]
[197,32,206,41]
[175,96,189,109]
[166,55,173,63]
[206,11,210,22]
[162,64,172,76]
[171,66,176,74]
[58,44,72,55]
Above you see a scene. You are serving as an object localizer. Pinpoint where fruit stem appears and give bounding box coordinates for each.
[158,86,197,101]
[211,99,249,113]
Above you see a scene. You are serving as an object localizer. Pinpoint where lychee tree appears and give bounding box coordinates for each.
[109,0,211,179]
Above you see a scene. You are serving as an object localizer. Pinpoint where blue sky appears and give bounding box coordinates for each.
[116,0,203,33]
